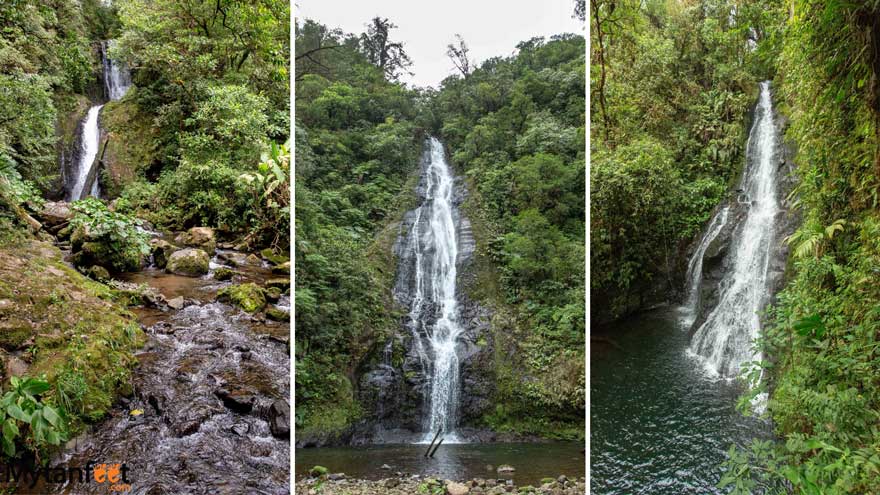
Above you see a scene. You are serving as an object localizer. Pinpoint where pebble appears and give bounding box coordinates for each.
[294,476,586,495]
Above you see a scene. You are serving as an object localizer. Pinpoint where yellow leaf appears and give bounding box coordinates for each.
[130,409,144,416]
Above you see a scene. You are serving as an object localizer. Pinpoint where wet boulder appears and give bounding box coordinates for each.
[213,267,235,281]
[265,278,290,291]
[84,265,110,282]
[38,201,72,228]
[267,399,290,438]
[150,239,176,269]
[166,248,210,276]
[175,227,216,254]
[266,306,288,322]
[217,283,266,313]
[260,248,288,266]
[214,387,256,413]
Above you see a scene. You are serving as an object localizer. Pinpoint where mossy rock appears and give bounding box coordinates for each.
[309,465,328,477]
[266,306,289,322]
[150,239,176,269]
[0,320,33,350]
[260,248,288,265]
[166,248,210,276]
[217,283,266,313]
[271,261,290,275]
[213,267,235,281]
[265,278,290,290]
[70,227,144,273]
[264,286,282,302]
[85,265,110,282]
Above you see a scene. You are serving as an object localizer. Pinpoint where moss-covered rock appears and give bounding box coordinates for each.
[175,227,216,254]
[265,278,290,290]
[260,248,288,265]
[69,225,144,273]
[264,286,282,302]
[309,466,329,477]
[266,306,289,322]
[149,239,176,269]
[271,261,290,275]
[84,265,110,282]
[165,248,209,276]
[217,283,266,313]
[213,267,235,281]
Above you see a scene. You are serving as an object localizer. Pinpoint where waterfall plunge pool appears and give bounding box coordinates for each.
[591,308,772,494]
[294,442,584,485]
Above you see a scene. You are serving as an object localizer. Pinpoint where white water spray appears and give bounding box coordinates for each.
[399,138,464,441]
[68,104,104,201]
[687,81,780,381]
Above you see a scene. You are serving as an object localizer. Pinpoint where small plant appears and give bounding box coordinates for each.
[0,376,67,458]
[238,140,290,249]
[69,197,150,272]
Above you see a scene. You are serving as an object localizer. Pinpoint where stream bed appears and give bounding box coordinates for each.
[41,249,290,494]
[590,309,772,494]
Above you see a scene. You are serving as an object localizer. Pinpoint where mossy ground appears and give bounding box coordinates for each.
[0,238,144,431]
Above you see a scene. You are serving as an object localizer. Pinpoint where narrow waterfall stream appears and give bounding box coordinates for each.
[395,137,464,442]
[68,104,104,201]
[687,81,780,380]
[67,41,131,201]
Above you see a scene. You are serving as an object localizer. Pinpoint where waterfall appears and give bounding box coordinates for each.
[68,104,104,201]
[395,137,464,441]
[681,206,729,326]
[102,40,132,101]
[687,81,780,379]
[67,41,131,201]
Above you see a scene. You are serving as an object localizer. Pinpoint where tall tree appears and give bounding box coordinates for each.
[446,34,473,78]
[360,17,412,81]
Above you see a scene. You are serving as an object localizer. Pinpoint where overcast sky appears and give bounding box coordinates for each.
[296,0,584,88]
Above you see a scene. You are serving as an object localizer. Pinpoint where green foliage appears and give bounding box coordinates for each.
[69,197,149,272]
[295,19,420,434]
[107,0,289,248]
[0,376,67,459]
[0,0,98,192]
[590,0,762,321]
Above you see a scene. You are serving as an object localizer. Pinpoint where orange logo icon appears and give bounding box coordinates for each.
[93,463,122,484]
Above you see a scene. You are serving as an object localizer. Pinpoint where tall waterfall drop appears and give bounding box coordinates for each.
[67,41,131,201]
[395,137,464,441]
[687,81,781,378]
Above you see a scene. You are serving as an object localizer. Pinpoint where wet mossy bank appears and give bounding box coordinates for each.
[0,238,144,435]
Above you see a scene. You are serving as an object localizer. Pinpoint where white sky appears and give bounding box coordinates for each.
[296,0,584,88]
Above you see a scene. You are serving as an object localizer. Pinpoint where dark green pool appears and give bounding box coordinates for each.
[590,308,772,494]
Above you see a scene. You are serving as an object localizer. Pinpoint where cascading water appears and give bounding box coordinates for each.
[687,81,780,379]
[102,40,132,101]
[680,206,729,327]
[66,41,131,201]
[396,137,464,442]
[68,104,104,201]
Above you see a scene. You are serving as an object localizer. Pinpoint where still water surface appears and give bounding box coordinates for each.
[591,309,772,494]
[295,442,584,485]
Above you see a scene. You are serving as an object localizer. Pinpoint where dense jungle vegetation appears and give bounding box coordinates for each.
[295,17,585,438]
[0,0,288,461]
[593,0,880,492]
